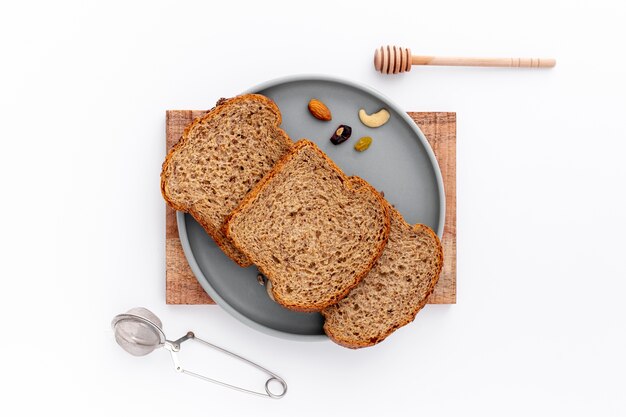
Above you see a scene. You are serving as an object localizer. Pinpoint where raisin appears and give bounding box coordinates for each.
[330,124,352,145]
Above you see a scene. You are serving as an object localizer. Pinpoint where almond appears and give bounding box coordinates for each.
[308,99,332,121]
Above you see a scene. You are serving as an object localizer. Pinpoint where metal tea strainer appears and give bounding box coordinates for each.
[111,307,287,399]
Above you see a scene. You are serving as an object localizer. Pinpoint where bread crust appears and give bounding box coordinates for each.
[224,140,391,312]
[161,94,291,267]
[321,200,444,349]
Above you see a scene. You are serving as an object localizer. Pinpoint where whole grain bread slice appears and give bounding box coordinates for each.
[161,94,292,267]
[322,180,443,348]
[224,140,391,312]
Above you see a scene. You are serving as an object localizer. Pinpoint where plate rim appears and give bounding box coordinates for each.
[176,74,446,341]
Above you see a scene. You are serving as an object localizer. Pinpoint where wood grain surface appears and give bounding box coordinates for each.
[165,110,456,304]
[408,112,457,304]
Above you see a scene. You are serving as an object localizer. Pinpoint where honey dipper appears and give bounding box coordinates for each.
[374,45,556,74]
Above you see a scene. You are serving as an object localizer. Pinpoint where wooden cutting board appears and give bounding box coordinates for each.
[165,111,456,304]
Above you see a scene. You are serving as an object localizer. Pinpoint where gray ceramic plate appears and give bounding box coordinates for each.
[177,75,445,341]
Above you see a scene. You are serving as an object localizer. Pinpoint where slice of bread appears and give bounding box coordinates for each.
[322,182,443,349]
[224,140,391,312]
[161,95,292,267]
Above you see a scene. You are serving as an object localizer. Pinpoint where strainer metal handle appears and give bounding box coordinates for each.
[112,309,287,399]
[164,331,287,399]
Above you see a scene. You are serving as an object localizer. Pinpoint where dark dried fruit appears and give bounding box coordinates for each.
[330,124,352,145]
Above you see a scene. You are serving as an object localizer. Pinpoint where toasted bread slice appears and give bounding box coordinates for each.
[161,95,292,266]
[322,182,443,348]
[224,140,390,311]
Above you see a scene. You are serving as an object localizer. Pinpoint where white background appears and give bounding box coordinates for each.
[1,0,625,416]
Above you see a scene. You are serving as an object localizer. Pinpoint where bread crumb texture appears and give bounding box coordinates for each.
[322,207,443,348]
[161,95,292,266]
[227,141,390,311]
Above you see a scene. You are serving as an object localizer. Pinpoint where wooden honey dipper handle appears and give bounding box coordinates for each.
[374,46,556,74]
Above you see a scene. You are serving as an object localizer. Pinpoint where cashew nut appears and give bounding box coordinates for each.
[358,108,390,128]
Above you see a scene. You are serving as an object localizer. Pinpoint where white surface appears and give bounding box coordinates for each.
[1,0,625,416]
